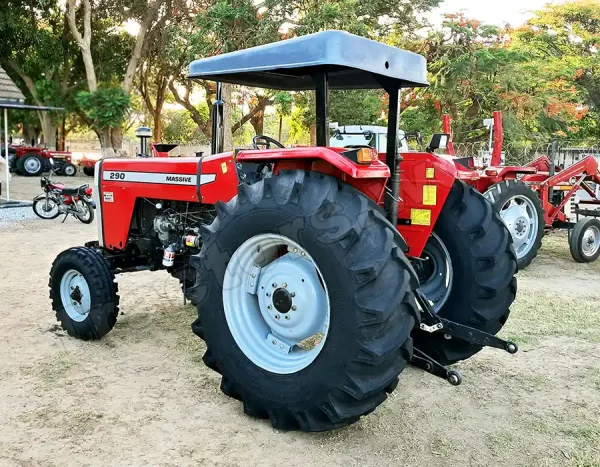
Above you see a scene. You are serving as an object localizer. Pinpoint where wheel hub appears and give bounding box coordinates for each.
[272,288,293,313]
[413,232,453,313]
[222,234,330,374]
[582,226,600,256]
[60,269,91,322]
[499,195,538,256]
[24,157,41,173]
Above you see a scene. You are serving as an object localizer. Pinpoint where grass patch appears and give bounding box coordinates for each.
[503,289,600,345]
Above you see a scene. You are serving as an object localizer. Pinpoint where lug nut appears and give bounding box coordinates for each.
[266,292,271,297]
[293,248,298,253]
[272,283,277,288]
[285,315,290,320]
[267,305,272,310]
[290,292,295,297]
[275,314,280,320]
[292,305,297,311]
[272,339,277,345]
[282,282,287,288]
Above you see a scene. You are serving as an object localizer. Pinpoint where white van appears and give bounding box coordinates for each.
[330,125,409,153]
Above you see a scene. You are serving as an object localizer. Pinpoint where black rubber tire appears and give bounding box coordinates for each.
[413,181,517,365]
[63,163,77,176]
[32,194,62,219]
[190,170,420,432]
[16,153,44,176]
[74,199,95,224]
[569,218,600,263]
[483,180,544,270]
[49,247,119,340]
[83,166,95,177]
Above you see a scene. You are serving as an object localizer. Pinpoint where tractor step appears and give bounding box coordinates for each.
[411,348,461,386]
[414,290,518,354]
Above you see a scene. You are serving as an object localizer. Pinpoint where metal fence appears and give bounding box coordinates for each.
[452,139,600,168]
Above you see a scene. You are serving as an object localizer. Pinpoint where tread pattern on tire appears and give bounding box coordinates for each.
[414,181,517,365]
[483,179,544,270]
[190,170,420,431]
[49,247,120,340]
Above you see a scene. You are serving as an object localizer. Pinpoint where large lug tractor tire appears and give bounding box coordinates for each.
[83,166,95,177]
[413,181,517,365]
[483,180,544,270]
[16,153,44,176]
[49,247,119,340]
[569,218,600,263]
[190,170,420,432]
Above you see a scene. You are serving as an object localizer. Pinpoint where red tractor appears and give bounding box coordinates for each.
[49,31,518,432]
[7,144,77,177]
[444,112,600,266]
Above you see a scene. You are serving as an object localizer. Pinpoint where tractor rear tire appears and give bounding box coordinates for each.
[569,218,600,263]
[16,153,44,176]
[483,180,544,270]
[190,170,419,431]
[413,181,517,365]
[49,247,119,340]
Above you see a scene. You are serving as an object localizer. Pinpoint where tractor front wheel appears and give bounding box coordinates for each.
[191,170,419,431]
[49,247,119,339]
[413,181,517,365]
[483,180,544,270]
[569,218,600,263]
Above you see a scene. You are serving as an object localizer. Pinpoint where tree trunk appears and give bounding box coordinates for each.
[278,116,283,142]
[309,122,317,146]
[38,112,58,150]
[100,128,114,156]
[153,109,163,142]
[222,83,234,151]
[250,109,264,135]
[110,126,123,153]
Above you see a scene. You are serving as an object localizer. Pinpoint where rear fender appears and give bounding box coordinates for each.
[96,153,238,250]
[397,152,457,257]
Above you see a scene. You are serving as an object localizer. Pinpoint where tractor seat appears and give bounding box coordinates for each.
[61,185,89,196]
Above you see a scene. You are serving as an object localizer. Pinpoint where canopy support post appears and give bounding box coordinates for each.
[211,82,224,155]
[383,85,400,224]
[4,107,9,201]
[313,72,329,147]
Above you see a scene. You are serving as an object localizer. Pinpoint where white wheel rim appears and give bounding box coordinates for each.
[74,200,91,220]
[65,166,75,175]
[25,157,41,173]
[60,269,92,322]
[37,197,59,218]
[582,225,600,257]
[415,232,453,313]
[499,195,539,258]
[223,234,330,374]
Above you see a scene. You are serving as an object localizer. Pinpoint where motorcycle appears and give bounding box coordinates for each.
[32,161,95,224]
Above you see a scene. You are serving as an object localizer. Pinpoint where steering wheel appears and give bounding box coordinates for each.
[252,135,285,150]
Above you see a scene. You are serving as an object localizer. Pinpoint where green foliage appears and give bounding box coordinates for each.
[75,88,130,131]
[329,90,384,126]
[162,107,210,144]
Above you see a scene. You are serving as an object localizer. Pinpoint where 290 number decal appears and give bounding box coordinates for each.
[108,172,125,180]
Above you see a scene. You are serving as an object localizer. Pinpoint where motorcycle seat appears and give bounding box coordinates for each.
[61,185,89,196]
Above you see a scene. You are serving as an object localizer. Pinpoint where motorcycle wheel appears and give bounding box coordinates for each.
[73,199,95,224]
[33,194,61,219]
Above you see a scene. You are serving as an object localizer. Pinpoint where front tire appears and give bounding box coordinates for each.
[414,181,517,365]
[33,194,61,219]
[483,180,544,270]
[63,163,77,176]
[191,170,419,431]
[49,247,119,340]
[570,218,600,263]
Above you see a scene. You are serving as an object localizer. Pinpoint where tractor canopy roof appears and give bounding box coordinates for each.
[188,30,428,90]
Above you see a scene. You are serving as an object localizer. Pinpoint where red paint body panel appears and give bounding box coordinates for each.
[99,154,238,250]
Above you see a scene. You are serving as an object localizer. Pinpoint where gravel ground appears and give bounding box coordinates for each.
[0,175,599,467]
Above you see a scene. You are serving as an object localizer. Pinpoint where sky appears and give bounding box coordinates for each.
[427,0,567,26]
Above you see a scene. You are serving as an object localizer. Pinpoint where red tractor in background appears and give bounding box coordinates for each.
[48,31,518,432]
[443,112,600,266]
[5,144,77,177]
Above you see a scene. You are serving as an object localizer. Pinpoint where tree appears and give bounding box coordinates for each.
[0,1,80,149]
[66,0,163,153]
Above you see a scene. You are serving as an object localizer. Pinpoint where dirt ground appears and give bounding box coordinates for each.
[1,175,599,467]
